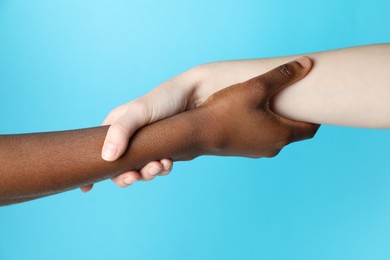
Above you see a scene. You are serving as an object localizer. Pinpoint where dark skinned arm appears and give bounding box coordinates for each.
[0,57,319,206]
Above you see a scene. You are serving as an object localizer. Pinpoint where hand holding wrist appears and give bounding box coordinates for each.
[196,57,319,158]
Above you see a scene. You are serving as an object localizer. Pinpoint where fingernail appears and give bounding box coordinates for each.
[163,163,171,171]
[102,143,118,161]
[295,56,311,68]
[123,177,136,185]
[149,167,161,176]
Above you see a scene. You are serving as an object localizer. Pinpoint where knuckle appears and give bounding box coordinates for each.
[251,148,280,158]
[275,138,290,149]
[109,101,152,137]
[248,77,268,97]
[107,107,120,117]
[106,104,128,121]
[187,64,207,86]
[253,79,267,91]
[266,149,281,158]
[103,110,119,125]
[308,124,320,139]
[292,124,320,142]
[277,64,295,79]
[304,130,316,140]
[111,121,130,136]
[128,100,151,125]
[272,128,293,148]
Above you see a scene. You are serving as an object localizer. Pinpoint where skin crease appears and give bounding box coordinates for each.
[97,44,390,191]
[0,58,318,206]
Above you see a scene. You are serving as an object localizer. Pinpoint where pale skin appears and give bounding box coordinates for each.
[94,44,390,192]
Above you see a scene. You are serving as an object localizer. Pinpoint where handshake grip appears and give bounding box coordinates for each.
[0,58,319,204]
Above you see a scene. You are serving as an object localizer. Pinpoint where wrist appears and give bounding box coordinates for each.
[192,106,224,156]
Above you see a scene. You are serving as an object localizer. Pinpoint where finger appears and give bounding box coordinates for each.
[111,171,140,188]
[159,159,173,176]
[248,56,313,99]
[272,112,320,145]
[101,73,196,162]
[139,161,164,181]
[289,121,320,143]
[80,184,93,193]
[102,103,149,161]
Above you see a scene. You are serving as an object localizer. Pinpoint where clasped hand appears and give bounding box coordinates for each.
[81,57,319,192]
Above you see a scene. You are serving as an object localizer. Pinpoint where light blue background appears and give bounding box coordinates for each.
[1,0,390,259]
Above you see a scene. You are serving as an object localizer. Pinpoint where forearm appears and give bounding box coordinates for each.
[275,44,390,128]
[200,44,390,128]
[0,109,207,205]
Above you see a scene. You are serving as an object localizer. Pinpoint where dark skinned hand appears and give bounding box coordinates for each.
[197,56,319,158]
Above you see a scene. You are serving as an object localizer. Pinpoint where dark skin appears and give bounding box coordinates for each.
[0,57,319,206]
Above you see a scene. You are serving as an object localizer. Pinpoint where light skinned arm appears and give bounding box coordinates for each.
[200,43,390,127]
[0,58,318,206]
[100,43,390,190]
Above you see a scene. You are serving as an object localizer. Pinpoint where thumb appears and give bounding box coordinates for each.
[102,104,149,161]
[248,56,313,99]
